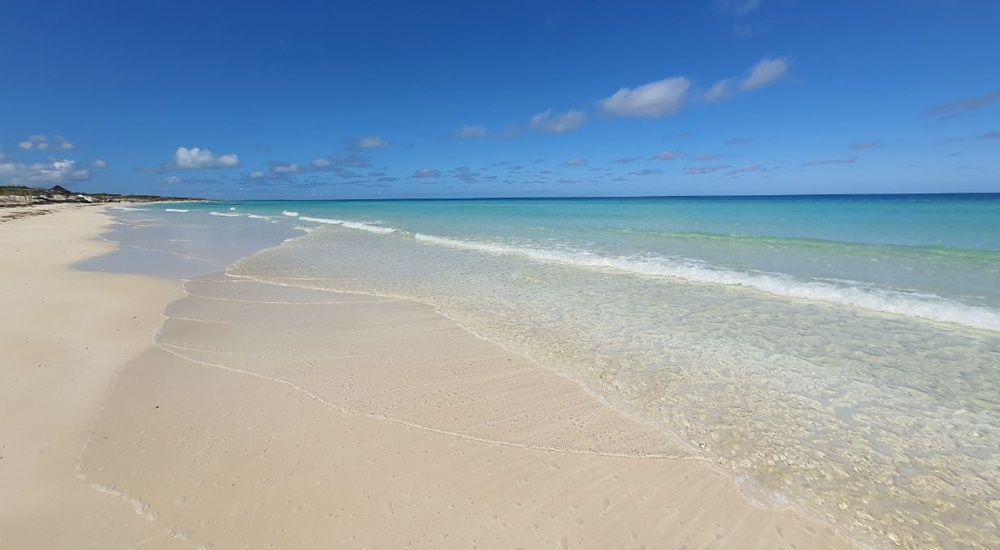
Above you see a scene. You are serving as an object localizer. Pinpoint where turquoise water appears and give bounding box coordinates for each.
[113,195,1000,548]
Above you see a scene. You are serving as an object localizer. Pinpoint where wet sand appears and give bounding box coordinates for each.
[1,206,855,549]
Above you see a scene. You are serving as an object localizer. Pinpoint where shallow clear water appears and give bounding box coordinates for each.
[114,196,1000,548]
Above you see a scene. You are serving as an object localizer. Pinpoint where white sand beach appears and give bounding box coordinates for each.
[1,206,854,549]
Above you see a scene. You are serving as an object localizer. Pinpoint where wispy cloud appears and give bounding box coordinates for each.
[717,0,764,16]
[727,164,766,175]
[704,57,790,102]
[91,159,109,169]
[244,155,373,181]
[684,165,732,175]
[171,147,240,169]
[600,77,691,118]
[629,168,664,176]
[326,153,371,168]
[530,109,587,134]
[0,157,90,185]
[977,130,1000,140]
[413,168,441,178]
[848,141,883,150]
[703,79,736,102]
[651,150,684,161]
[612,157,642,164]
[563,158,587,167]
[351,135,390,150]
[450,125,486,139]
[17,134,76,151]
[269,162,302,174]
[928,90,1000,119]
[741,57,790,91]
[801,156,858,166]
[693,153,724,161]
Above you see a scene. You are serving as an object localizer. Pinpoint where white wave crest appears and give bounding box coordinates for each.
[299,216,397,235]
[412,233,1000,332]
[209,211,241,217]
[283,210,299,217]
[164,208,189,213]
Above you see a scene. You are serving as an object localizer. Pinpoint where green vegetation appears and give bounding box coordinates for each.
[1,185,200,203]
[0,186,37,196]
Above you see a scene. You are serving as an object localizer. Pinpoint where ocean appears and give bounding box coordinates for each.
[105,194,1000,548]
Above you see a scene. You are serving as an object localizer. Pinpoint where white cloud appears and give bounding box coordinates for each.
[310,158,332,168]
[741,57,789,91]
[172,147,240,169]
[16,134,75,151]
[248,171,265,179]
[530,109,587,134]
[271,163,301,173]
[0,158,90,185]
[413,168,441,178]
[600,77,691,118]
[91,159,109,169]
[703,79,735,102]
[162,176,182,184]
[563,158,587,167]
[651,150,684,161]
[353,135,389,150]
[703,58,790,102]
[450,125,486,139]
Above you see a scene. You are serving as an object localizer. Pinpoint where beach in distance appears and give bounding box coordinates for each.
[2,195,998,549]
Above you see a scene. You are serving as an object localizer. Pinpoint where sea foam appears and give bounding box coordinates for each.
[299,216,397,234]
[406,232,1000,331]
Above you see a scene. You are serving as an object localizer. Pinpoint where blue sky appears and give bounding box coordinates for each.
[1,0,998,199]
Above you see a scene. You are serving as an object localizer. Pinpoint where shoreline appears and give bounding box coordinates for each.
[0,205,184,547]
[2,206,854,548]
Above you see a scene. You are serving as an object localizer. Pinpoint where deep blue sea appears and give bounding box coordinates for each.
[109,194,1000,547]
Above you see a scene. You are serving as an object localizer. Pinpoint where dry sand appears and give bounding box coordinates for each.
[1,206,856,549]
[0,205,185,547]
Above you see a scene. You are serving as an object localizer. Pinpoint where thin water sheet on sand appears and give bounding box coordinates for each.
[78,273,851,549]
